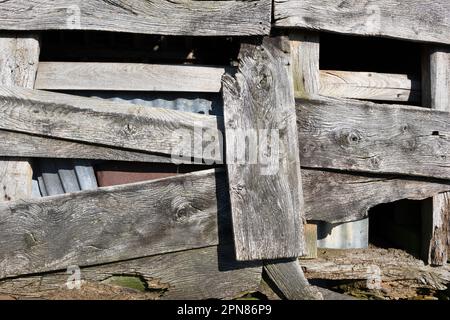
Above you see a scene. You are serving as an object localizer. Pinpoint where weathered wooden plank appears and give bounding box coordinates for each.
[302,169,450,224]
[0,246,262,300]
[422,47,450,266]
[300,224,317,259]
[0,130,185,163]
[222,37,306,260]
[289,32,320,98]
[0,35,40,202]
[264,259,322,300]
[0,86,220,160]
[0,0,271,36]
[320,70,421,103]
[0,169,228,279]
[297,96,450,179]
[274,0,450,44]
[35,62,226,92]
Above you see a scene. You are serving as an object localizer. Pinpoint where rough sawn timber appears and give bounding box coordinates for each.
[274,0,450,44]
[0,34,40,202]
[0,86,220,161]
[0,169,228,279]
[222,36,306,261]
[0,0,271,36]
[297,96,450,180]
[0,246,262,300]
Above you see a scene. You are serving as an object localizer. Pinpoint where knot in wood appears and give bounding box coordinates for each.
[335,128,363,148]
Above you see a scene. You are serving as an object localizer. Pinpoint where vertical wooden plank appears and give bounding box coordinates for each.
[289,32,320,98]
[300,224,317,259]
[421,47,450,265]
[0,34,40,202]
[222,36,306,260]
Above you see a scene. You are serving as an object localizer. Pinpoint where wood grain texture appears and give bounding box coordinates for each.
[0,0,271,36]
[297,96,450,179]
[0,169,228,279]
[422,47,450,266]
[0,130,191,164]
[302,169,450,224]
[264,259,323,300]
[274,0,450,44]
[0,86,220,160]
[0,246,262,300]
[36,62,226,92]
[222,37,306,260]
[320,70,420,103]
[0,34,40,202]
[289,32,320,98]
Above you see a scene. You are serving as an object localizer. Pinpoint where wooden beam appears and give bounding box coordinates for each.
[289,32,320,98]
[274,0,450,44]
[0,246,262,300]
[0,130,189,164]
[421,47,450,266]
[0,34,40,202]
[0,86,220,161]
[297,96,450,180]
[264,259,323,300]
[302,169,450,224]
[319,70,421,103]
[0,169,228,279]
[0,0,271,36]
[35,62,226,92]
[222,37,306,261]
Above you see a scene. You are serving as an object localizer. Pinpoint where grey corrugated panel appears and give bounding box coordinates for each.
[317,218,369,249]
[73,160,98,191]
[38,159,65,196]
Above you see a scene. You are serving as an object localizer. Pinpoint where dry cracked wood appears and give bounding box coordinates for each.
[319,70,421,103]
[302,169,450,224]
[0,246,262,300]
[36,62,226,92]
[0,0,271,36]
[422,47,450,266]
[222,37,306,260]
[0,169,229,279]
[0,86,221,161]
[297,96,450,180]
[274,0,450,44]
[0,34,40,202]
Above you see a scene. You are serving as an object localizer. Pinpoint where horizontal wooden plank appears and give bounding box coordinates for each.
[297,96,450,179]
[0,0,271,36]
[0,130,189,164]
[0,169,229,279]
[0,245,262,300]
[274,0,450,44]
[319,70,420,103]
[0,86,221,161]
[302,169,450,224]
[35,62,226,92]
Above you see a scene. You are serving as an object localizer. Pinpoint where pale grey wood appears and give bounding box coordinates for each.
[421,47,450,266]
[297,96,450,180]
[264,259,323,300]
[0,34,40,202]
[0,169,228,279]
[222,37,306,260]
[38,160,65,196]
[0,130,184,163]
[302,169,450,224]
[320,70,421,103]
[0,86,220,161]
[289,32,320,98]
[36,62,226,92]
[73,160,97,191]
[56,161,81,194]
[0,246,262,300]
[0,0,271,36]
[274,0,450,44]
